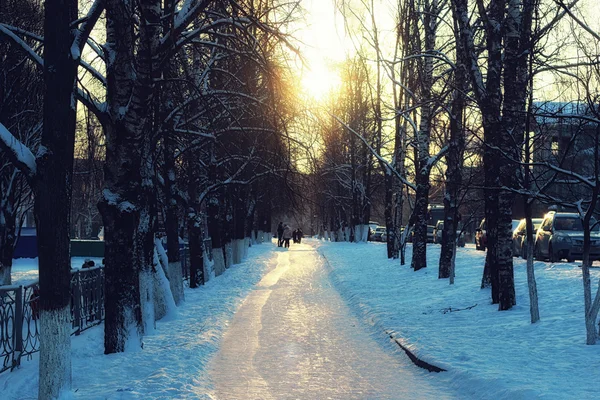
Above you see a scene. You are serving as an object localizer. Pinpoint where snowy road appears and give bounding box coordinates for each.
[207,243,456,399]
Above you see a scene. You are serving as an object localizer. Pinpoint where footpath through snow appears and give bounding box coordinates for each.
[315,239,600,400]
[206,243,460,399]
[3,239,599,399]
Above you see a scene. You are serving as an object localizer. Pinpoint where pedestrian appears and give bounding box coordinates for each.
[292,229,298,243]
[283,224,292,248]
[297,228,303,244]
[277,222,284,247]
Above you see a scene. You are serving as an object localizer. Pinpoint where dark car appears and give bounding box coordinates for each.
[512,218,543,258]
[427,225,435,243]
[535,212,600,262]
[475,219,487,251]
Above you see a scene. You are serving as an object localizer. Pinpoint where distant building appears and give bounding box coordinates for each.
[530,101,598,216]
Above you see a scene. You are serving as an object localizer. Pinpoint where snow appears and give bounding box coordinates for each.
[1,244,275,400]
[2,240,599,399]
[10,257,104,286]
[0,122,37,175]
[315,240,600,399]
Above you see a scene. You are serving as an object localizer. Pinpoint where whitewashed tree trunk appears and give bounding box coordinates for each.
[203,250,214,282]
[38,307,71,400]
[213,247,226,276]
[155,238,183,304]
[225,242,233,268]
[244,237,250,259]
[139,268,156,333]
[153,248,177,321]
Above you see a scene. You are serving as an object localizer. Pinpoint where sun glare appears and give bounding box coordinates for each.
[301,64,341,101]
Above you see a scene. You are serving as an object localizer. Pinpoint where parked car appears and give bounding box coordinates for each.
[433,220,444,243]
[372,226,387,242]
[512,218,543,258]
[535,212,600,262]
[427,225,435,243]
[433,220,466,247]
[475,219,487,251]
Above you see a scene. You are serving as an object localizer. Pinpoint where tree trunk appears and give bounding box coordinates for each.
[36,0,78,397]
[0,205,17,285]
[164,129,184,304]
[101,0,162,353]
[439,28,466,280]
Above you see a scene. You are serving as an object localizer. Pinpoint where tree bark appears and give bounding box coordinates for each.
[36,0,79,397]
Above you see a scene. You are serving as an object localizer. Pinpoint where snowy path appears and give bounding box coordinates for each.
[206,243,456,399]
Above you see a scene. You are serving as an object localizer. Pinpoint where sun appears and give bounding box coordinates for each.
[300,62,341,101]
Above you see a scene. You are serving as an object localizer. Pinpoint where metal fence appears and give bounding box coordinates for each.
[1,242,210,374]
[0,266,105,374]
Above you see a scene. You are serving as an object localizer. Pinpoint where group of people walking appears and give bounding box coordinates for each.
[276,222,303,248]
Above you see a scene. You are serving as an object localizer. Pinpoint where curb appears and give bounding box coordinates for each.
[316,245,447,374]
[385,331,446,373]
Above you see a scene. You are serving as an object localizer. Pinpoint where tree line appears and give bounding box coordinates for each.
[0,0,301,398]
[301,0,600,345]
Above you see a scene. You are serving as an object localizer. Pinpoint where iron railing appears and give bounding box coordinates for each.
[0,266,105,374]
[1,243,210,374]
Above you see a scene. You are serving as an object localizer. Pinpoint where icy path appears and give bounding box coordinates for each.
[207,243,456,399]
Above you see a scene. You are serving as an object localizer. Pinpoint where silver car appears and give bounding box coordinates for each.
[512,218,543,258]
[534,212,600,262]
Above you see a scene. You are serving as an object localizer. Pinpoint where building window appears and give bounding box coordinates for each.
[551,137,559,156]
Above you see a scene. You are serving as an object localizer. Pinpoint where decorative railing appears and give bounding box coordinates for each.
[1,242,211,374]
[0,266,105,374]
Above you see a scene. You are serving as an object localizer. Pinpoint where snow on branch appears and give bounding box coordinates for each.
[0,122,37,178]
[72,0,106,60]
[0,23,43,67]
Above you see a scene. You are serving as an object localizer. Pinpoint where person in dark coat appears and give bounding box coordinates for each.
[297,228,303,244]
[283,224,292,248]
[277,222,284,247]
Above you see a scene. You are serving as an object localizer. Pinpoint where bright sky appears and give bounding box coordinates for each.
[295,0,349,100]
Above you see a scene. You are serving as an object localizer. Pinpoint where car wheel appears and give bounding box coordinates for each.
[534,243,543,260]
[548,244,558,263]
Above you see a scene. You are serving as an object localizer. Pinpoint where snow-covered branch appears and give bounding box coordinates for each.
[71,0,106,60]
[0,122,37,178]
[0,23,43,67]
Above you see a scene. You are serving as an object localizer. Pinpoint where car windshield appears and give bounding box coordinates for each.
[375,228,385,232]
[532,218,543,229]
[554,217,600,231]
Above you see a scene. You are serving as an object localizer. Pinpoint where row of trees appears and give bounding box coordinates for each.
[302,0,600,344]
[0,0,302,398]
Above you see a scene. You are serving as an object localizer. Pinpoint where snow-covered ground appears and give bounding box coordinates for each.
[2,239,599,399]
[315,240,600,400]
[10,257,104,286]
[2,245,276,400]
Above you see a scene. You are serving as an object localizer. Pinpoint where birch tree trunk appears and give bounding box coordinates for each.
[411,0,437,272]
[438,32,466,279]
